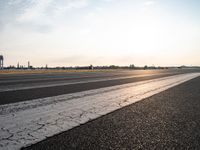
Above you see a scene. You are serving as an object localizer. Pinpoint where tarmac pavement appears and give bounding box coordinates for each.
[23,76,200,150]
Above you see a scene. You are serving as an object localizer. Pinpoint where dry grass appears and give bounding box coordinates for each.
[0,69,116,75]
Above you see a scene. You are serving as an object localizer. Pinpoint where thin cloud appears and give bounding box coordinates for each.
[3,0,91,33]
[141,0,157,11]
[144,0,156,6]
[102,0,113,2]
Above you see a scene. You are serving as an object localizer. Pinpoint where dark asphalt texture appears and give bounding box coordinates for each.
[0,72,180,105]
[23,76,200,150]
[0,69,199,86]
[1,69,200,105]
[0,71,143,85]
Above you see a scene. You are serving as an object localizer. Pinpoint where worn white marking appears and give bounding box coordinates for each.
[0,73,199,150]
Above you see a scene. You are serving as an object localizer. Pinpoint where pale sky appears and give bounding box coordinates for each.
[0,0,200,67]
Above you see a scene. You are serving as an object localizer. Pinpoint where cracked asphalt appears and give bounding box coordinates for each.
[23,76,200,150]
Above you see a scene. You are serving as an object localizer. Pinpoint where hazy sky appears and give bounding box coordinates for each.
[0,0,200,67]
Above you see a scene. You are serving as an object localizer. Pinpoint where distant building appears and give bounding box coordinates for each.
[28,61,30,69]
[0,55,4,69]
[17,62,20,69]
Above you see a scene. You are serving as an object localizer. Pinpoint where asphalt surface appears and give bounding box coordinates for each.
[0,69,199,85]
[23,76,200,150]
[0,70,182,86]
[1,69,200,105]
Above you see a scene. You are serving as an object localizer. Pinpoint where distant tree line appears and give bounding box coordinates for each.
[5,64,195,70]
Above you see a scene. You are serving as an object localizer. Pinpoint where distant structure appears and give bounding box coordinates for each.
[130,64,135,69]
[0,55,4,69]
[89,65,93,70]
[17,62,20,69]
[28,61,30,69]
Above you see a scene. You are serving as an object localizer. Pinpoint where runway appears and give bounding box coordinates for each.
[24,74,200,150]
[0,69,200,105]
[0,69,200,150]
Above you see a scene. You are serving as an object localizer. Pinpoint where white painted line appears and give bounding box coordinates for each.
[0,73,169,92]
[0,73,199,150]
